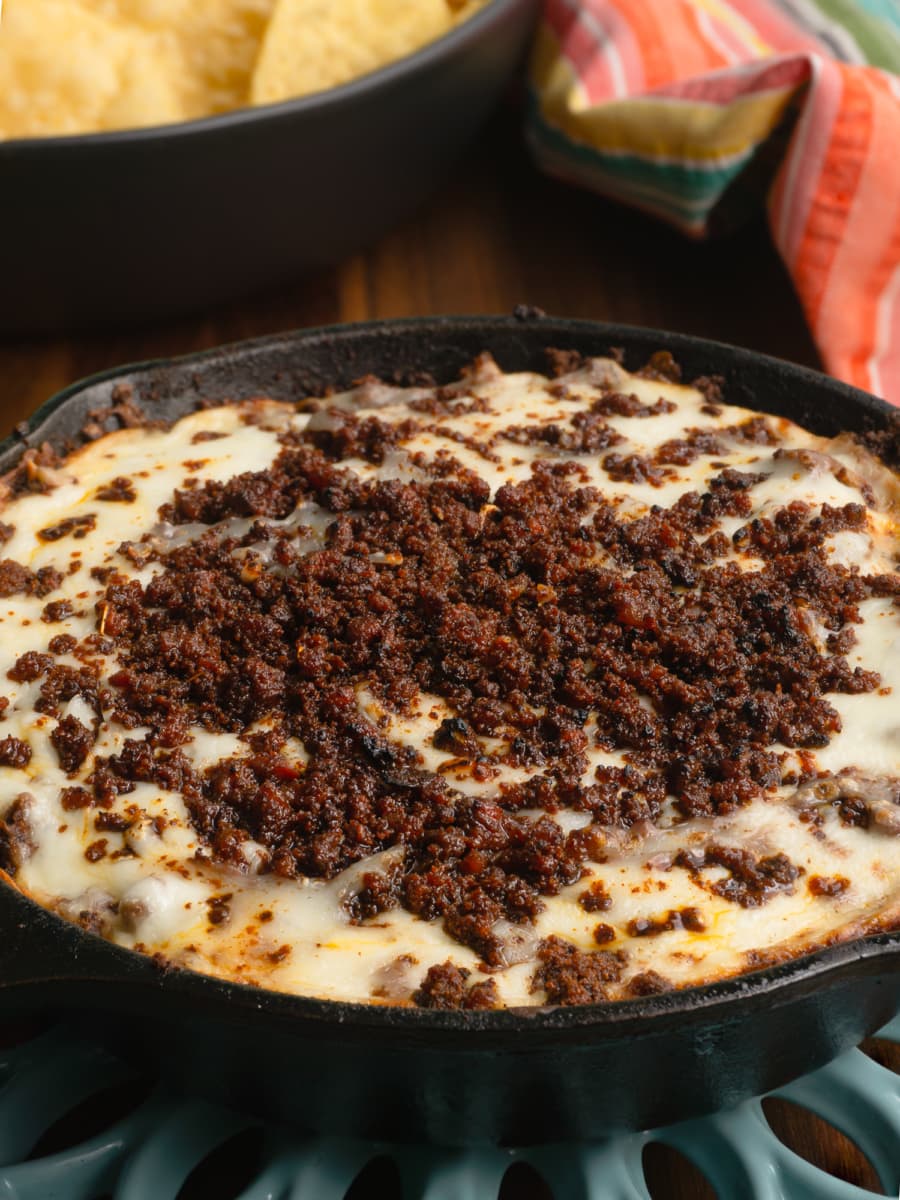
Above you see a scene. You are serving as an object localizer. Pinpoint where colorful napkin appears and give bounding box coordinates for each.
[527,0,900,404]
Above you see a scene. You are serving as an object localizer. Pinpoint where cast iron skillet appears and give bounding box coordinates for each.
[1,315,899,1147]
[0,0,538,335]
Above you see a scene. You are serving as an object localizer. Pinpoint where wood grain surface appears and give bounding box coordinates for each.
[0,114,893,1199]
[0,113,820,432]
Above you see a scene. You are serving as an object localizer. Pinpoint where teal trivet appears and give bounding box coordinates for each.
[3,1017,900,1199]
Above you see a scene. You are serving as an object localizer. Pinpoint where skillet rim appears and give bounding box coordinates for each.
[2,311,899,1039]
[0,0,527,154]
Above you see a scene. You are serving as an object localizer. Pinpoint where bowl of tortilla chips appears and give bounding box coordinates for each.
[0,0,538,332]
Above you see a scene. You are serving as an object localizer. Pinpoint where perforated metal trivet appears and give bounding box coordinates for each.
[3,1016,900,1199]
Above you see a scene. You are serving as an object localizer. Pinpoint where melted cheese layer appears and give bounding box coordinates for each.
[1,358,899,1007]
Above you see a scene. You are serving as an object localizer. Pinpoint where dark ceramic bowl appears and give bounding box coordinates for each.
[0,0,538,335]
[1,315,899,1147]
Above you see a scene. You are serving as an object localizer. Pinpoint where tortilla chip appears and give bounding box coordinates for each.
[0,0,185,138]
[250,0,487,106]
[0,0,484,138]
[0,0,278,138]
[94,0,278,117]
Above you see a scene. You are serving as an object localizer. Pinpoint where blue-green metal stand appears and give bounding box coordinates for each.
[4,1017,900,1198]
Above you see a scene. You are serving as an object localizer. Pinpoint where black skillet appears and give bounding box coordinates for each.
[1,315,899,1147]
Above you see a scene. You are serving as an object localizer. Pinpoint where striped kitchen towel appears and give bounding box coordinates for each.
[527,0,900,404]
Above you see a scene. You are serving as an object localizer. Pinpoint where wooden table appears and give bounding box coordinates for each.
[1,115,892,1199]
[0,113,821,425]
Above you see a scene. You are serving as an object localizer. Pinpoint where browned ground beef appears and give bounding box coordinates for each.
[11,355,892,1006]
[84,403,894,998]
